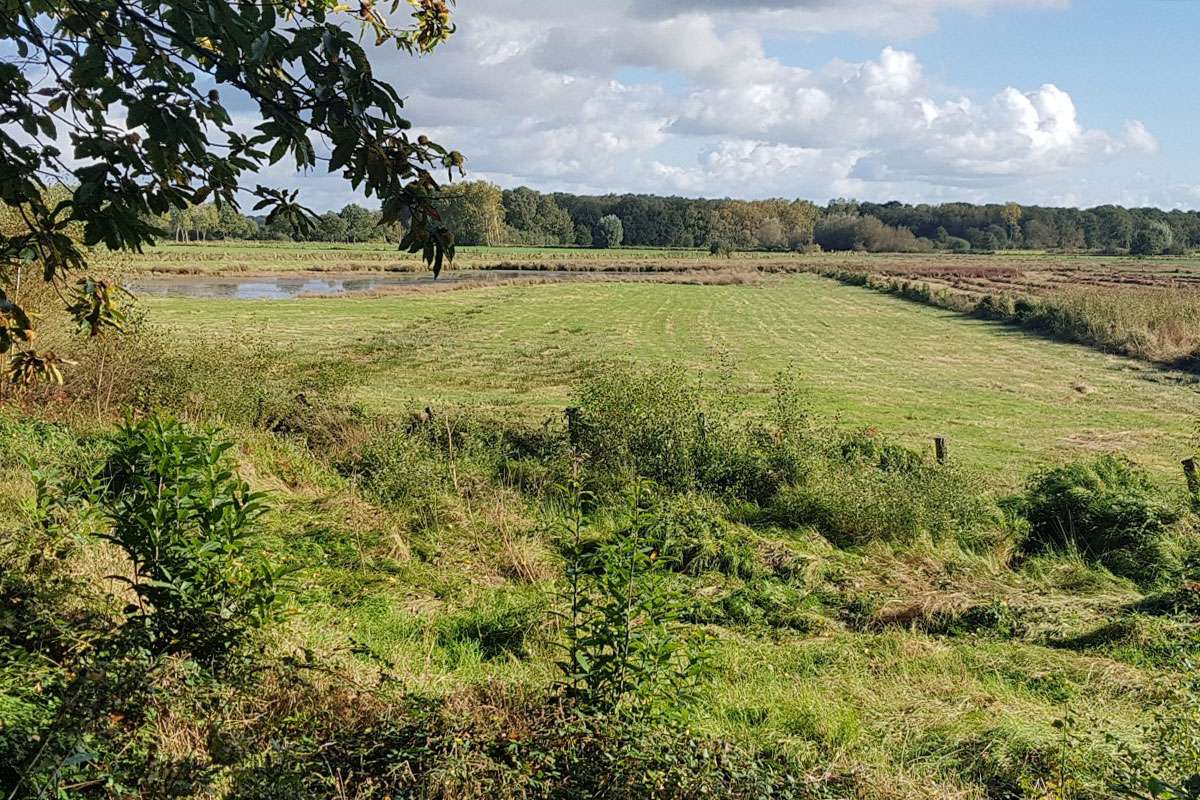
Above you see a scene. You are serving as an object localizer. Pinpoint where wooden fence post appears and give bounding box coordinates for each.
[565,407,580,448]
[934,436,948,465]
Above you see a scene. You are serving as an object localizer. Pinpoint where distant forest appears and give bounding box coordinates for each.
[167,181,1199,256]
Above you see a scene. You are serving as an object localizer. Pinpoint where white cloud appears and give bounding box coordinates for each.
[285,0,1163,206]
[1121,120,1159,154]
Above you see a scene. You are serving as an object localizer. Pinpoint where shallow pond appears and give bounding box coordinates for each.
[125,269,568,299]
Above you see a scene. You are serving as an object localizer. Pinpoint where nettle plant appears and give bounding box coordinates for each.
[0,0,461,383]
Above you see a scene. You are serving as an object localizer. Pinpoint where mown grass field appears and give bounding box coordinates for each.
[143,274,1199,481]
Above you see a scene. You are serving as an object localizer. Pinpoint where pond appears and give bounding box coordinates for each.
[125,269,571,299]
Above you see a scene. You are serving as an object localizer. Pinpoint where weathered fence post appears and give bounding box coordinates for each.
[1184,457,1199,503]
[565,407,581,448]
[934,436,948,465]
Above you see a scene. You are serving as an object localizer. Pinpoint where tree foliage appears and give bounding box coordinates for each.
[439,180,504,245]
[597,214,624,249]
[0,0,461,382]
[1131,221,1174,257]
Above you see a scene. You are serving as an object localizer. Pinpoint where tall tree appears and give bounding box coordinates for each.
[1002,202,1023,242]
[1130,221,1173,256]
[438,180,504,246]
[502,187,543,234]
[597,215,624,249]
[313,212,349,243]
[340,204,378,243]
[216,203,258,240]
[0,0,460,383]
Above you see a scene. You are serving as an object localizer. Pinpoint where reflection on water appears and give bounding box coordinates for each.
[126,270,558,299]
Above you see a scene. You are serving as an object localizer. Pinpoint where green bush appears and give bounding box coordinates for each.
[709,239,734,258]
[557,481,713,716]
[572,363,812,502]
[1108,678,1200,799]
[1018,456,1195,586]
[132,335,359,438]
[572,363,710,490]
[573,367,1002,552]
[4,418,288,797]
[85,416,288,664]
[225,685,806,800]
[769,458,999,550]
[344,430,449,508]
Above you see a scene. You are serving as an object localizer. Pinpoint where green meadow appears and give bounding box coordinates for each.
[144,274,1199,480]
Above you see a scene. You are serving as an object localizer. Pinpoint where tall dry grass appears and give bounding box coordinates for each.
[1043,286,1200,366]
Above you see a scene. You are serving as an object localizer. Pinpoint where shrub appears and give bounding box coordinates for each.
[709,239,734,258]
[572,363,812,501]
[1107,678,1200,799]
[225,683,807,800]
[768,429,1003,554]
[975,293,1019,320]
[769,457,1000,550]
[1018,456,1195,586]
[557,480,713,716]
[81,416,288,664]
[572,363,710,490]
[833,427,924,473]
[573,366,1003,552]
[1130,221,1173,256]
[344,429,449,508]
[4,418,289,797]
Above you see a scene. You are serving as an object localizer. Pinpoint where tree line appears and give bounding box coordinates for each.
[173,183,1200,256]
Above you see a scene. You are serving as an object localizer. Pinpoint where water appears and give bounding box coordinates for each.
[125,269,567,300]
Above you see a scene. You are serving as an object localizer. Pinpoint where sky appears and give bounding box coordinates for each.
[273,0,1200,210]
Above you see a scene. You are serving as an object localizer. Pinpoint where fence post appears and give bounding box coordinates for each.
[565,407,580,448]
[934,436,948,465]
[1184,458,1199,503]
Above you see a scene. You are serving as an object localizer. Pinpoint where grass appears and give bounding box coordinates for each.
[5,399,1183,797]
[116,241,737,274]
[6,244,1200,798]
[142,275,1200,481]
[122,241,1200,373]
[806,258,1200,368]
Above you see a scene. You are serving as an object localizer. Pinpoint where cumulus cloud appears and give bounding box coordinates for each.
[289,0,1157,205]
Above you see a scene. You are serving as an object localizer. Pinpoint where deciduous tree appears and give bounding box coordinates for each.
[597,215,624,249]
[0,0,461,382]
[438,180,504,246]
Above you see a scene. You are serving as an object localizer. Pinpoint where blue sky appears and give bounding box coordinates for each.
[254,0,1200,210]
[767,0,1197,207]
[890,0,1189,133]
